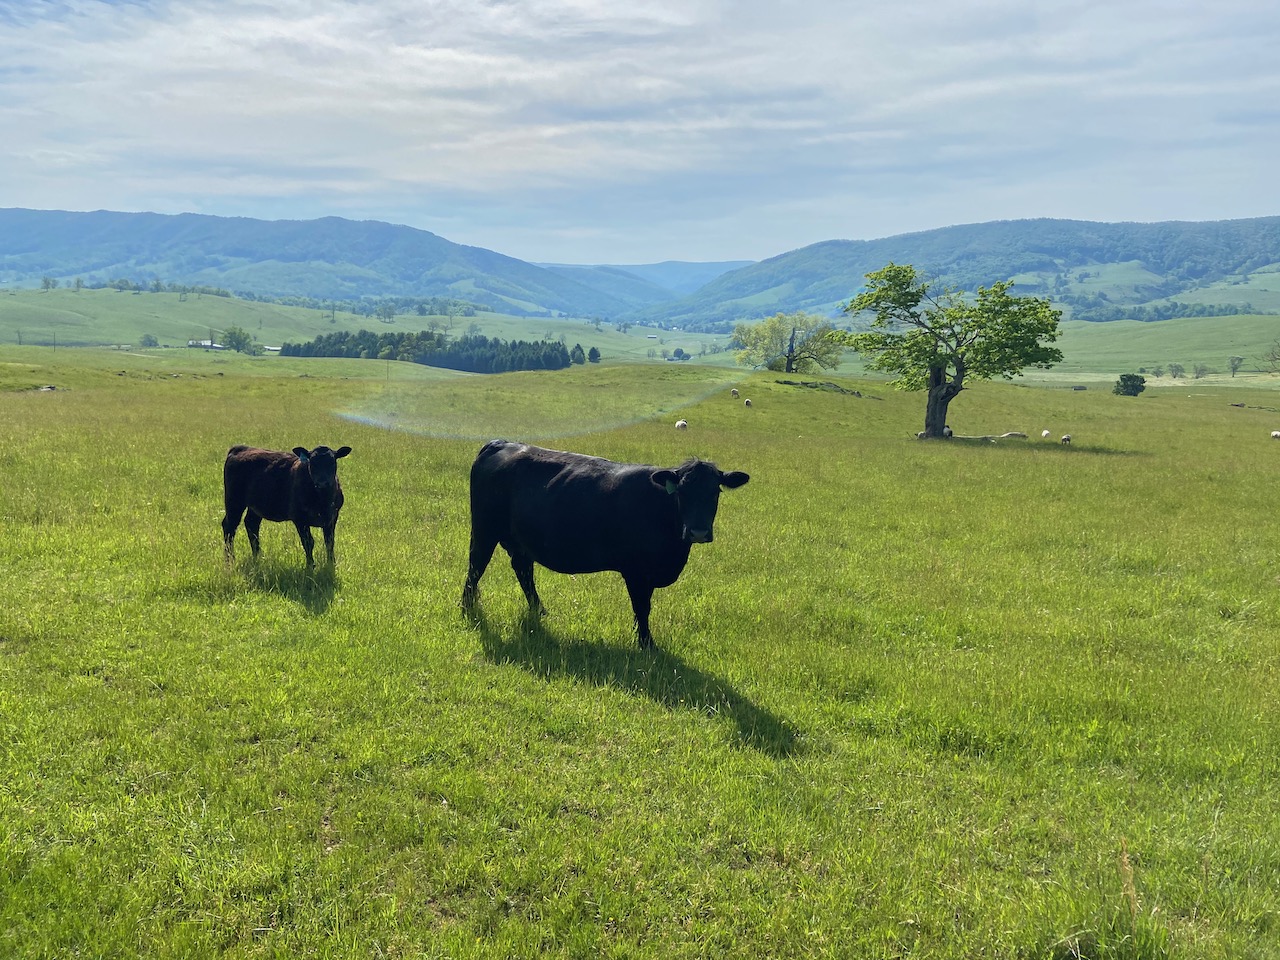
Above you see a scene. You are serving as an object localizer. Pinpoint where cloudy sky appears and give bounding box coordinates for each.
[3,0,1278,264]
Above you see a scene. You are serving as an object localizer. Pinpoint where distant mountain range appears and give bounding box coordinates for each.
[3,208,1280,332]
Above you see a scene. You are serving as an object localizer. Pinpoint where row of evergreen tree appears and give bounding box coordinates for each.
[279,329,594,373]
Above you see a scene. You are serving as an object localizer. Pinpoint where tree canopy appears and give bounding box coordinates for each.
[733,312,845,374]
[279,329,575,374]
[1114,373,1146,396]
[842,263,1063,437]
[221,325,255,354]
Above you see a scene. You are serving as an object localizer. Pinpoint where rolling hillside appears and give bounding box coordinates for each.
[5,208,1280,331]
[0,209,688,318]
[625,217,1280,331]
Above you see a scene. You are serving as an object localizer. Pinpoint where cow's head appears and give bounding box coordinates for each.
[293,444,352,489]
[651,458,749,543]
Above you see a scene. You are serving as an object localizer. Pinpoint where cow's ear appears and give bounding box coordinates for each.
[335,446,352,458]
[292,447,310,461]
[720,470,750,489]
[652,469,679,495]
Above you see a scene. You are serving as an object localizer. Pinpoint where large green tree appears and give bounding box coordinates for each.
[221,325,255,354]
[733,311,844,374]
[843,263,1063,438]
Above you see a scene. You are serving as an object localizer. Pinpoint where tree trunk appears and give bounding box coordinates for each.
[785,326,797,374]
[923,365,963,437]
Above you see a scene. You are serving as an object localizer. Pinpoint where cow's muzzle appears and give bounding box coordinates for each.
[685,528,713,544]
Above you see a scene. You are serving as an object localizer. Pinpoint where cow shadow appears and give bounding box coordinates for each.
[472,610,802,758]
[239,560,339,615]
[166,561,338,615]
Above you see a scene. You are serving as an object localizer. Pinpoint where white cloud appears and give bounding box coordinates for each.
[1,0,1278,262]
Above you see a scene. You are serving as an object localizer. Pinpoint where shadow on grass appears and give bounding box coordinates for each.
[172,560,339,615]
[241,561,339,615]
[935,439,1149,457]
[472,608,802,759]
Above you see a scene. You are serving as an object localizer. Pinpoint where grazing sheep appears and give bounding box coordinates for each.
[731,388,739,398]
[675,419,688,430]
[1042,429,1051,438]
[942,424,953,438]
[744,399,752,407]
[1061,434,1071,445]
[1272,431,1280,439]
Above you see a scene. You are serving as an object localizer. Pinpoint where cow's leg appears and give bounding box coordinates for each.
[624,577,656,650]
[509,550,544,616]
[322,518,338,566]
[293,520,316,567]
[244,512,264,559]
[461,530,498,610]
[221,497,246,561]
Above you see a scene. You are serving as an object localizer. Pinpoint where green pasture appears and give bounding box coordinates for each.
[0,289,725,363]
[1149,265,1280,315]
[3,345,1280,958]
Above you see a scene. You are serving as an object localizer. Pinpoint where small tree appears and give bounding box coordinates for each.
[570,343,586,365]
[139,333,159,348]
[733,311,844,374]
[1228,356,1245,377]
[1193,363,1210,379]
[843,263,1063,438]
[1168,362,1186,379]
[41,276,57,291]
[587,346,601,363]
[1114,373,1146,396]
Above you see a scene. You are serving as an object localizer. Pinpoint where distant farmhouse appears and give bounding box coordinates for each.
[187,339,225,350]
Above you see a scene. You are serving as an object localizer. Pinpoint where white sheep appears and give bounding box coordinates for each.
[675,419,688,430]
[743,398,752,407]
[731,388,739,398]
[1271,431,1280,439]
[1042,429,1051,438]
[1061,434,1072,445]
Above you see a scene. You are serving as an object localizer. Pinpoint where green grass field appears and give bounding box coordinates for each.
[3,342,1279,958]
[0,289,727,365]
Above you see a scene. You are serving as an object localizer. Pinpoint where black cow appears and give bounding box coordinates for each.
[461,440,749,648]
[222,444,351,567]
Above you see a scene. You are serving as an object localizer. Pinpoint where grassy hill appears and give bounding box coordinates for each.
[0,208,677,317]
[3,348,1279,957]
[628,217,1280,331]
[0,288,729,363]
[545,260,757,297]
[8,287,1280,393]
[8,208,1280,332]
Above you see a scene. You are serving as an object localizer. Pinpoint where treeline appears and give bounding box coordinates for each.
[279,329,583,373]
[39,276,234,297]
[1062,296,1256,322]
[237,293,482,319]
